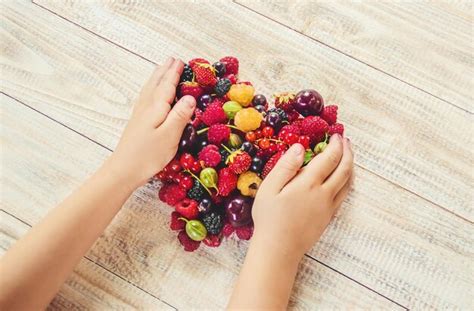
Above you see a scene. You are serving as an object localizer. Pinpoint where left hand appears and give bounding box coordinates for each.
[106,57,196,190]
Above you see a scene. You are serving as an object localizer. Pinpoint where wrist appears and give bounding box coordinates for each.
[98,156,139,195]
[249,231,303,268]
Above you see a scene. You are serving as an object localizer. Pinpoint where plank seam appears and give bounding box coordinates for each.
[233,1,473,115]
[2,95,409,309]
[0,209,177,310]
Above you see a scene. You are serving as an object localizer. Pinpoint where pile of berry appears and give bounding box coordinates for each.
[157,56,344,251]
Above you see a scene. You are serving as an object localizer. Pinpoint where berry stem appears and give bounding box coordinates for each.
[197,124,239,135]
[220,144,233,154]
[185,169,213,196]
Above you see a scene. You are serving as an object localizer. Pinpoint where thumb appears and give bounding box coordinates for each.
[161,95,196,139]
[261,143,305,194]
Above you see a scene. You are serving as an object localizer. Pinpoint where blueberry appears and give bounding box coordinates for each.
[250,157,264,173]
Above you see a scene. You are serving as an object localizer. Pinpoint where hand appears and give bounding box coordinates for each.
[252,134,354,262]
[105,58,196,190]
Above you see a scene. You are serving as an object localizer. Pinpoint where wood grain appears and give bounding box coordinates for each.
[1,95,402,309]
[236,0,474,112]
[0,210,173,310]
[6,0,473,220]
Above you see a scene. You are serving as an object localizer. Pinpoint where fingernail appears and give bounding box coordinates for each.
[184,96,195,108]
[330,133,341,142]
[291,143,304,155]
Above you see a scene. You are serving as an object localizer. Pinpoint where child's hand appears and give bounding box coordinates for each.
[106,58,196,189]
[252,135,353,261]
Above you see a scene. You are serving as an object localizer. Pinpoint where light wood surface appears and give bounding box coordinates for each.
[0,211,173,310]
[1,0,473,309]
[7,0,473,221]
[236,0,474,112]
[1,94,402,309]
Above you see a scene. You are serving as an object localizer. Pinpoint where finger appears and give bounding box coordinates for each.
[305,134,343,185]
[259,144,305,195]
[140,57,174,102]
[333,171,354,209]
[154,59,184,104]
[159,95,196,141]
[324,138,354,196]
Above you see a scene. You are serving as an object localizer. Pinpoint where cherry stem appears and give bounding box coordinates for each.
[184,169,212,196]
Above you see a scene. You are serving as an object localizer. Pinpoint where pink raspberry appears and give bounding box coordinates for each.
[198,145,221,167]
[321,105,338,125]
[178,230,200,252]
[201,102,227,126]
[328,123,344,136]
[218,167,238,197]
[208,124,230,145]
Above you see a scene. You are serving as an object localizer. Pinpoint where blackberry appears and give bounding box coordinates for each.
[214,78,231,97]
[212,61,226,77]
[187,179,207,201]
[267,107,288,122]
[219,148,230,168]
[180,64,194,83]
[201,212,223,235]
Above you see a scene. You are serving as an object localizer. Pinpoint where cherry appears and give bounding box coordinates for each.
[225,194,253,227]
[190,161,202,174]
[169,159,182,173]
[252,94,267,108]
[294,89,324,116]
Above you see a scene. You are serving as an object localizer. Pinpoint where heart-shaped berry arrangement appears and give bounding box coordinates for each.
[157,56,344,251]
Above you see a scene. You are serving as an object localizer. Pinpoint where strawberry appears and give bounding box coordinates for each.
[179,81,204,100]
[174,198,199,219]
[189,58,209,68]
[274,92,296,112]
[193,63,217,87]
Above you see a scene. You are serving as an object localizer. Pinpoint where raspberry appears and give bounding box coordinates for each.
[262,151,284,178]
[193,63,217,87]
[218,167,238,196]
[234,108,263,132]
[214,78,232,97]
[201,212,224,235]
[175,198,199,219]
[191,108,203,128]
[211,97,225,106]
[187,179,208,201]
[237,171,262,197]
[178,230,201,252]
[274,92,296,112]
[236,224,254,240]
[189,58,209,68]
[198,145,222,167]
[170,211,186,231]
[321,105,338,125]
[179,64,194,83]
[300,116,329,144]
[287,110,301,122]
[207,124,230,145]
[278,124,301,140]
[220,56,239,75]
[228,151,252,174]
[159,183,187,206]
[179,81,203,100]
[224,73,238,84]
[203,234,222,247]
[329,123,344,136]
[222,222,235,237]
[201,102,227,126]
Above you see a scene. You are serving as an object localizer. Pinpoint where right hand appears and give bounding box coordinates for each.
[251,134,354,262]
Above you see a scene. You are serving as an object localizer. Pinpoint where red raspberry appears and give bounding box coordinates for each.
[189,58,209,68]
[198,145,222,167]
[179,81,203,100]
[208,124,230,145]
[298,135,311,149]
[274,92,295,112]
[287,110,301,122]
[300,116,329,144]
[218,167,238,196]
[193,63,217,87]
[174,198,199,219]
[170,211,186,231]
[224,73,238,84]
[191,109,203,128]
[222,222,235,237]
[278,124,300,140]
[229,152,251,174]
[220,56,239,75]
[211,97,225,106]
[159,183,187,206]
[328,123,344,136]
[321,105,338,125]
[262,151,284,178]
[178,230,200,252]
[201,102,227,126]
[236,224,254,240]
[203,234,222,247]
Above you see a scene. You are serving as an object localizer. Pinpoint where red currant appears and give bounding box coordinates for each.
[245,131,257,143]
[259,138,271,149]
[180,175,193,191]
[255,130,263,139]
[268,143,278,154]
[284,133,299,145]
[179,153,195,170]
[298,135,310,149]
[262,126,274,138]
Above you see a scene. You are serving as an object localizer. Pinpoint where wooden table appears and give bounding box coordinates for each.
[1,1,472,309]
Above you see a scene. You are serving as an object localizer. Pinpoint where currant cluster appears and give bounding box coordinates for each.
[157,56,345,251]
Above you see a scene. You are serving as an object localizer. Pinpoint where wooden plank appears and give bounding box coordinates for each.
[0,96,402,309]
[0,211,173,310]
[4,0,472,220]
[235,0,474,111]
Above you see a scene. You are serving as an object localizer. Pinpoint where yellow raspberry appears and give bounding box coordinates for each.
[237,171,262,197]
[227,84,255,107]
[234,108,263,132]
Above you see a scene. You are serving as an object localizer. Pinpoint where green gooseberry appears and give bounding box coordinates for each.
[228,133,243,149]
[314,141,328,155]
[181,219,207,241]
[222,101,242,119]
[200,167,218,190]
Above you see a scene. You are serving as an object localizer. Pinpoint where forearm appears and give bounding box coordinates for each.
[228,234,302,310]
[0,158,134,309]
